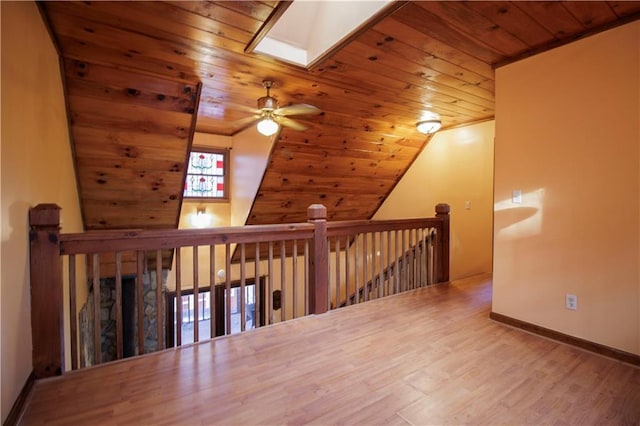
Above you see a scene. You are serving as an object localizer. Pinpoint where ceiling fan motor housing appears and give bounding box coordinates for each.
[257,95,278,111]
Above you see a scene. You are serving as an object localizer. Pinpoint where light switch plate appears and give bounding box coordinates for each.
[512,190,522,204]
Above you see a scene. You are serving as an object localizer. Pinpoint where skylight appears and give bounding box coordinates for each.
[254,0,393,68]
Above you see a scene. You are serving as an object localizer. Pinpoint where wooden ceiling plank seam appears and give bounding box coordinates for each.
[561,2,619,29]
[56,35,199,84]
[289,73,491,120]
[413,1,532,58]
[463,2,555,49]
[46,10,206,74]
[44,1,257,49]
[493,10,640,69]
[311,56,495,111]
[359,29,495,93]
[168,1,272,34]
[511,2,587,40]
[340,39,495,102]
[275,136,425,156]
[392,3,506,64]
[68,95,194,130]
[374,18,495,80]
[608,1,640,18]
[216,1,279,22]
[266,155,409,173]
[65,76,196,116]
[76,157,186,176]
[102,1,258,45]
[74,145,189,168]
[72,125,191,147]
[278,135,422,156]
[272,145,416,164]
[62,58,199,99]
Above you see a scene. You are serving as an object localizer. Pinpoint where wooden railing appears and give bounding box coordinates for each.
[28,203,449,379]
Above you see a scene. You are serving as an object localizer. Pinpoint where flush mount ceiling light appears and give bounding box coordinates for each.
[416,119,442,135]
[256,113,279,136]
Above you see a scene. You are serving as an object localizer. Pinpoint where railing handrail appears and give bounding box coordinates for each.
[60,223,315,255]
[327,217,443,237]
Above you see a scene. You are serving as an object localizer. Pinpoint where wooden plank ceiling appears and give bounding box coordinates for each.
[41,1,640,229]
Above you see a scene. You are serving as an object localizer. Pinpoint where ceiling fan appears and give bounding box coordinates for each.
[240,80,321,136]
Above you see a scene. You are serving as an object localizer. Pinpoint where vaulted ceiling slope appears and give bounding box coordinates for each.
[41,1,640,229]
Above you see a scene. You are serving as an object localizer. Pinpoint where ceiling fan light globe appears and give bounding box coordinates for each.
[257,117,279,136]
[417,119,441,134]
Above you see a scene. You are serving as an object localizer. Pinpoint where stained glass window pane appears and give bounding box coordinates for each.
[184,150,227,198]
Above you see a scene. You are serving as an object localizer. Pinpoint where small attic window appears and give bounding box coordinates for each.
[183,148,228,200]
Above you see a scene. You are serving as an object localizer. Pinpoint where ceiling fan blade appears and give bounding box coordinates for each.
[231,115,261,128]
[274,115,308,131]
[274,104,321,116]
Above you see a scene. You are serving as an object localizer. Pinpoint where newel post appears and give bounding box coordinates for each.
[435,203,450,283]
[308,204,328,314]
[29,204,64,378]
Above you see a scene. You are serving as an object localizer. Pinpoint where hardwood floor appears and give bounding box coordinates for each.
[20,274,640,425]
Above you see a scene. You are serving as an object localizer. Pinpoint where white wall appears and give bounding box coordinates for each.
[1,2,83,420]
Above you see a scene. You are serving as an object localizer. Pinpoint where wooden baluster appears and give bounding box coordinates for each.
[280,241,286,322]
[378,232,385,297]
[115,252,123,360]
[415,229,420,288]
[292,240,298,318]
[345,237,351,306]
[327,239,331,307]
[422,228,428,286]
[268,242,274,324]
[225,244,231,335]
[371,232,377,300]
[92,254,101,365]
[402,229,408,292]
[363,233,368,302]
[307,204,328,314]
[69,255,78,370]
[29,204,63,377]
[334,238,340,309]
[193,246,199,342]
[240,243,246,332]
[255,242,260,327]
[209,245,216,339]
[136,251,144,355]
[304,240,309,315]
[155,249,163,350]
[409,229,415,290]
[435,203,451,283]
[394,231,399,294]
[176,248,182,346]
[386,231,392,297]
[417,229,423,287]
[427,229,432,285]
[354,234,360,304]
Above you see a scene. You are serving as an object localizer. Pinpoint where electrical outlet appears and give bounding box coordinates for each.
[566,294,577,311]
